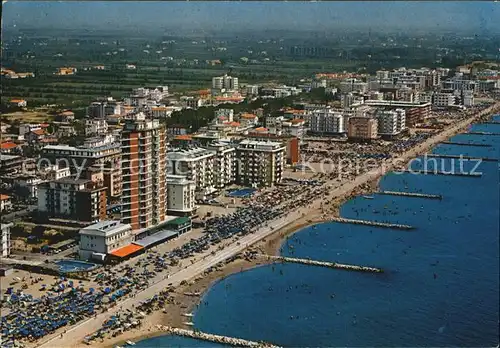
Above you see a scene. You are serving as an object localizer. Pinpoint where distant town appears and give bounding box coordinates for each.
[1,45,500,347]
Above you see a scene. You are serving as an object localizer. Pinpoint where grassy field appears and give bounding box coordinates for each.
[1,111,54,123]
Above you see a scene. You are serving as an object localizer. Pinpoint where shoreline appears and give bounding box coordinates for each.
[50,104,500,348]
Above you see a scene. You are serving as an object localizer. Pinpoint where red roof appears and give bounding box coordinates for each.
[0,194,10,201]
[40,123,50,128]
[31,129,45,135]
[0,142,17,150]
[109,244,144,258]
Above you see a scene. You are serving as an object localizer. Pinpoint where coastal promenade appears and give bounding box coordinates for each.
[38,102,500,348]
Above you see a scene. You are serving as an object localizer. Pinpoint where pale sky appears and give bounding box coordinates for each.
[3,1,499,34]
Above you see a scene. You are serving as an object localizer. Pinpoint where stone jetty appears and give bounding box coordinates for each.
[477,121,500,125]
[441,141,492,147]
[425,153,498,162]
[466,131,500,136]
[330,217,414,230]
[401,169,483,177]
[379,191,442,200]
[261,255,383,273]
[156,325,281,347]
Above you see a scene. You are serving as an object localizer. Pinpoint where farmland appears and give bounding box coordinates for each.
[2,28,500,109]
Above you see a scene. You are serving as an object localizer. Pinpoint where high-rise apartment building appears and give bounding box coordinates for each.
[206,142,237,190]
[167,147,216,194]
[121,113,167,231]
[236,140,285,187]
[376,109,406,136]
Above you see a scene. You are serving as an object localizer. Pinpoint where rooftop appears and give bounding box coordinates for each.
[0,142,17,150]
[167,175,194,185]
[80,221,131,237]
[168,147,214,160]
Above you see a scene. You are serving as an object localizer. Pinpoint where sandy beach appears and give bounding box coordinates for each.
[35,102,499,348]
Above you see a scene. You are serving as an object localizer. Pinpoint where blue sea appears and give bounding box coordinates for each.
[136,120,500,347]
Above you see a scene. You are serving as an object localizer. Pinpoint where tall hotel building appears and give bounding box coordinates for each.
[121,113,167,231]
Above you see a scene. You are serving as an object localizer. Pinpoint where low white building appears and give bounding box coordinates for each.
[167,175,196,215]
[1,223,13,258]
[433,93,456,107]
[79,220,133,261]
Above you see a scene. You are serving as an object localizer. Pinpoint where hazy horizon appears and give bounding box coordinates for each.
[2,1,500,35]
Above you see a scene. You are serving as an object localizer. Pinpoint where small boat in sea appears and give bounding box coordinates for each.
[125,341,136,346]
[184,321,194,326]
[363,195,374,199]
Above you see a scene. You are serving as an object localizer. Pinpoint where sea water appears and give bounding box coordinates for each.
[137,123,500,347]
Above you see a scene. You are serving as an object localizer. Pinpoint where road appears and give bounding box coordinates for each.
[38,102,500,348]
[38,213,300,348]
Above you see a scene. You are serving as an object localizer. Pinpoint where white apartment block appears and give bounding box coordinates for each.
[236,140,285,187]
[85,118,109,136]
[166,175,196,215]
[310,109,346,134]
[87,100,122,119]
[376,109,406,136]
[1,223,12,258]
[79,220,133,261]
[261,85,300,98]
[433,93,456,107]
[167,148,216,194]
[441,78,477,93]
[463,90,474,107]
[246,85,259,96]
[339,78,368,94]
[281,119,306,139]
[212,74,239,92]
[206,142,237,190]
[376,70,390,80]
